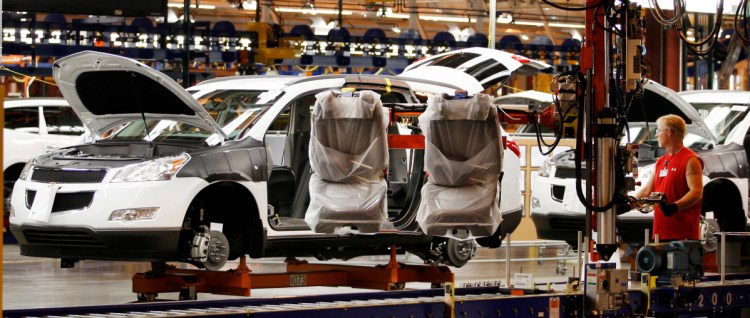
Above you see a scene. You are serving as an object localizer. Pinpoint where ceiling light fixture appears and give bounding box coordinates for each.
[496,12,513,24]
[167,3,215,10]
[241,0,256,10]
[420,15,477,23]
[379,8,410,19]
[514,20,544,27]
[548,22,585,29]
[276,7,353,15]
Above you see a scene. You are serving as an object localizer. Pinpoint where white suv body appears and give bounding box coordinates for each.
[10,50,534,267]
[4,98,84,212]
[529,81,719,245]
[675,90,750,233]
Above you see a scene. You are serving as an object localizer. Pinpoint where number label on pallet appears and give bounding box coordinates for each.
[290,274,307,287]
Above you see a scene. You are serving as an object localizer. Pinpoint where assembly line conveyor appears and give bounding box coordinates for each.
[7,274,750,318]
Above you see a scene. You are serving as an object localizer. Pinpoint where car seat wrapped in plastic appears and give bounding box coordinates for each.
[416,93,503,239]
[305,90,389,233]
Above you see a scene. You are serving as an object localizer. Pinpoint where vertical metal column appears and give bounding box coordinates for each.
[593,0,617,261]
[489,0,496,49]
[338,0,343,28]
[182,0,190,88]
[504,234,511,287]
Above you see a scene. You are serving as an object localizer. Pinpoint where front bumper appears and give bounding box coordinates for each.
[10,177,207,230]
[10,224,182,261]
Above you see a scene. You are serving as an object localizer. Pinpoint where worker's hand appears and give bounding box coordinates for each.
[628,196,653,213]
[660,202,678,216]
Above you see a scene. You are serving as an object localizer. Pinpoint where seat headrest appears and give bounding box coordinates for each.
[313,90,382,120]
[421,93,494,121]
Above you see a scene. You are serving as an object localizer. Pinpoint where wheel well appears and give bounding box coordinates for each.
[4,163,25,183]
[702,178,747,233]
[185,182,264,259]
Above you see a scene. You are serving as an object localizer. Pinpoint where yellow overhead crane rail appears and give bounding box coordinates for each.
[247,22,301,65]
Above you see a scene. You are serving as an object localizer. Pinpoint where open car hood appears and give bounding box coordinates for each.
[53,51,227,139]
[399,47,552,94]
[633,80,716,145]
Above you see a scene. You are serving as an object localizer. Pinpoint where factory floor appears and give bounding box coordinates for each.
[3,239,595,310]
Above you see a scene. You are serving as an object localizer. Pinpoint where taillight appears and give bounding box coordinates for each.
[506,138,521,158]
[511,55,531,63]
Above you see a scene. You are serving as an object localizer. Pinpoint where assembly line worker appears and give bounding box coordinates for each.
[635,114,704,241]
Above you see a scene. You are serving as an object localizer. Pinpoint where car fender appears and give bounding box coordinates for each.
[702,176,748,231]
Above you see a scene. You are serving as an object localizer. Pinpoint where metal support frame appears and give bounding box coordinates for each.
[132,245,454,300]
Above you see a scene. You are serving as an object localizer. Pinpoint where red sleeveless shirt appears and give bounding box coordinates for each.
[652,147,703,240]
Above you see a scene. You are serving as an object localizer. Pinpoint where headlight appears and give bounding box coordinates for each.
[18,159,35,181]
[109,207,159,222]
[538,160,552,177]
[111,154,190,182]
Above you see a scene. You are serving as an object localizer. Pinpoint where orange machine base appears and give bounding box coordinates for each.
[132,246,454,299]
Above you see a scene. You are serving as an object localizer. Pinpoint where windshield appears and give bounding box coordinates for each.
[195,89,276,139]
[690,102,750,144]
[106,90,275,142]
[624,124,711,149]
[109,119,213,142]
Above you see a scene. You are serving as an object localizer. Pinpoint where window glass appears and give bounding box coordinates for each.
[426,52,480,68]
[5,107,39,132]
[467,59,509,82]
[196,90,268,127]
[43,106,84,135]
[194,89,277,139]
[109,119,213,142]
[691,103,750,144]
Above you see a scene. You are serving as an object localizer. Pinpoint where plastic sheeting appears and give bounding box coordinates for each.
[418,182,501,238]
[306,90,389,233]
[418,93,503,186]
[416,93,503,239]
[309,90,389,183]
[305,174,387,233]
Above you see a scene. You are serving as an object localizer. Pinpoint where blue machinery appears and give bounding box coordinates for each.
[6,275,750,318]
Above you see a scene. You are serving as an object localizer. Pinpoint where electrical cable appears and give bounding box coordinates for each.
[648,0,682,26]
[644,0,724,55]
[0,66,58,86]
[674,0,723,55]
[594,3,624,36]
[734,0,750,44]
[534,71,579,155]
[573,73,619,212]
[533,95,562,155]
[541,0,604,11]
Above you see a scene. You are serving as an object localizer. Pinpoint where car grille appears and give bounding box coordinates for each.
[23,229,104,246]
[25,190,95,212]
[549,217,585,231]
[554,167,576,179]
[551,185,565,202]
[26,190,36,209]
[31,168,107,184]
[52,192,95,212]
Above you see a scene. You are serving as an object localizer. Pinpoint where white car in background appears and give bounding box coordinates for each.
[4,98,84,214]
[675,90,750,234]
[529,81,718,246]
[10,50,540,269]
